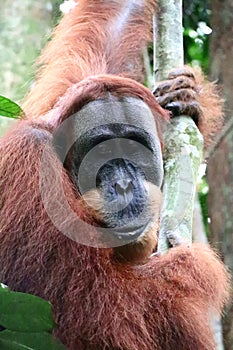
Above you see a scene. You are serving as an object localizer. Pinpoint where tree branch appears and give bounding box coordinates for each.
[154,0,203,253]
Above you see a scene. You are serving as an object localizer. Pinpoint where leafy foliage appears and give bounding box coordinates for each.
[0,96,22,119]
[183,0,211,72]
[0,284,65,350]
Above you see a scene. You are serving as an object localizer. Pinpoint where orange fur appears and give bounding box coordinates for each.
[23,0,157,118]
[0,1,230,349]
[193,67,224,146]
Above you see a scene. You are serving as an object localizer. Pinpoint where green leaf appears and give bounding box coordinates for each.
[0,331,66,350]
[0,291,54,332]
[0,96,23,119]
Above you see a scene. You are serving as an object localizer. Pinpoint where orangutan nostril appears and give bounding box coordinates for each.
[115,179,133,196]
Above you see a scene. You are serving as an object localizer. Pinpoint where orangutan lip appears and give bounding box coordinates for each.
[111,220,151,238]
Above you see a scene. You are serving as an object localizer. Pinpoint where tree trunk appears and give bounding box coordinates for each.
[0,1,59,102]
[0,0,61,135]
[208,125,233,350]
[155,0,203,254]
[209,0,233,122]
[208,1,233,349]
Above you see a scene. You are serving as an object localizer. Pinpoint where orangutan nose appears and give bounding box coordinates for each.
[115,179,133,196]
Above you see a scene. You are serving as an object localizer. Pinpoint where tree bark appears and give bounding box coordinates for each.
[154,0,183,82]
[208,123,233,350]
[209,0,233,122]
[208,0,233,348]
[0,1,61,135]
[155,0,203,253]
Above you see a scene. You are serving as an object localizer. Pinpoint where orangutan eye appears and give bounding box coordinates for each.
[0,1,228,350]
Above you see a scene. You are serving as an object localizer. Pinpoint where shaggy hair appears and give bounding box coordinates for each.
[0,1,230,349]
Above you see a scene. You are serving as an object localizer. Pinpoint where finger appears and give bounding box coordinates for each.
[153,77,196,97]
[153,81,172,96]
[155,88,197,107]
[168,68,196,80]
[164,101,203,123]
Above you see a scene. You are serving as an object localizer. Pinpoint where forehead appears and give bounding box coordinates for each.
[72,96,158,139]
